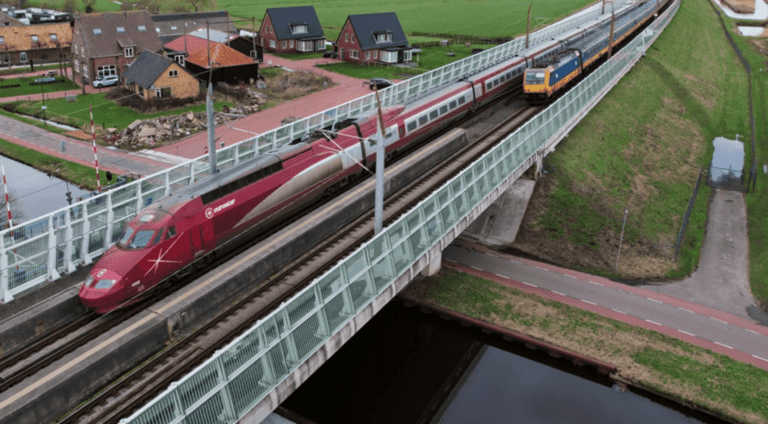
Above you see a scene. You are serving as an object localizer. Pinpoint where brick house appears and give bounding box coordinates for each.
[122,50,199,100]
[334,13,413,64]
[71,11,163,84]
[164,30,258,85]
[258,6,325,54]
[0,23,71,67]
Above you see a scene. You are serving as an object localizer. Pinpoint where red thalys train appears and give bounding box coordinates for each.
[79,13,627,313]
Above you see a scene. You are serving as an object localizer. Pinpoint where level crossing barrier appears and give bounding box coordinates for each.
[121,1,680,422]
[0,0,629,303]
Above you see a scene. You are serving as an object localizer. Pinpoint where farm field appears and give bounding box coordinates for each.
[509,0,750,279]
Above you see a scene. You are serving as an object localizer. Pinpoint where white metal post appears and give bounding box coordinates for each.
[135,181,143,215]
[164,172,171,197]
[63,207,75,273]
[105,191,114,248]
[80,203,92,265]
[0,235,11,303]
[46,215,61,281]
[213,354,237,420]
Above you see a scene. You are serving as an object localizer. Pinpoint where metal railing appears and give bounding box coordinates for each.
[121,2,679,423]
[0,0,629,303]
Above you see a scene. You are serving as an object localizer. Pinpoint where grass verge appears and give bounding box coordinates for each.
[0,76,79,98]
[0,137,109,191]
[0,63,62,77]
[510,0,750,279]
[403,269,768,423]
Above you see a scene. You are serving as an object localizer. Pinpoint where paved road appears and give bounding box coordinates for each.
[443,243,768,371]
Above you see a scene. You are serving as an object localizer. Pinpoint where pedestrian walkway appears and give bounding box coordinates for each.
[156,53,394,159]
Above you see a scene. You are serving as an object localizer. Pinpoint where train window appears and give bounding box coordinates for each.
[419,115,428,125]
[407,121,417,132]
[440,105,448,115]
[449,100,457,110]
[429,110,438,120]
[458,96,466,105]
[152,230,163,245]
[130,230,155,249]
[168,226,177,238]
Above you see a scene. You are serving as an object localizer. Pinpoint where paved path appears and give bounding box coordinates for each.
[444,242,768,371]
[156,54,383,159]
[644,189,761,321]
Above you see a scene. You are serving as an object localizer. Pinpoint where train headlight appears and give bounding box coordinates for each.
[94,279,117,290]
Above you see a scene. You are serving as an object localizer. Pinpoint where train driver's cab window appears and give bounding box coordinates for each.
[152,229,164,245]
[526,71,545,85]
[129,230,155,249]
[168,226,177,238]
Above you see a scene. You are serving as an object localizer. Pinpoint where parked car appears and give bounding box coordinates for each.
[323,50,337,59]
[369,78,393,90]
[92,75,119,88]
[45,70,58,77]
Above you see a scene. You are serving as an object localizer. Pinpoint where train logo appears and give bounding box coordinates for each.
[205,199,236,220]
[205,208,213,219]
[96,269,107,278]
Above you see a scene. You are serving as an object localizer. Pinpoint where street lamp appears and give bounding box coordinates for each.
[41,79,47,126]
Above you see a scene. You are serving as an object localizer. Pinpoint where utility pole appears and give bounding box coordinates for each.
[525,2,532,48]
[207,84,217,175]
[184,19,188,59]
[207,21,212,85]
[61,141,72,204]
[607,10,616,60]
[615,209,628,272]
[373,87,386,234]
[41,81,47,126]
[252,17,257,61]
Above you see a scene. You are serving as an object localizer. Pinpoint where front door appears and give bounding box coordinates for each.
[339,47,344,60]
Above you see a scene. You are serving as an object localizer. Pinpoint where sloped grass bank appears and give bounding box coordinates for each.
[404,269,768,423]
[510,0,750,279]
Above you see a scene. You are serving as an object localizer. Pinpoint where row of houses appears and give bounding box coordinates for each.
[257,6,414,65]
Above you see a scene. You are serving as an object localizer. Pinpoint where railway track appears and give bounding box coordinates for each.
[0,86,521,402]
[57,101,541,424]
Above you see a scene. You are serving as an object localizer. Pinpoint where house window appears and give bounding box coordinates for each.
[93,28,102,35]
[137,25,146,32]
[31,35,38,42]
[116,26,125,33]
[281,41,286,49]
[365,51,370,60]
[170,26,177,30]
[155,28,160,33]
[350,50,359,59]
[124,47,134,58]
[74,58,79,68]
[97,65,116,78]
[291,24,307,34]
[375,33,392,43]
[0,36,4,44]
[270,40,276,48]
[175,55,185,66]
[374,50,377,59]
[351,34,355,43]
[404,50,412,61]
[82,64,88,78]
[344,33,349,42]
[2,22,7,26]
[169,69,178,78]
[20,52,26,62]
[74,44,77,54]
[381,50,397,63]
[155,87,172,98]
[289,40,294,48]
[2,54,8,64]
[50,34,57,41]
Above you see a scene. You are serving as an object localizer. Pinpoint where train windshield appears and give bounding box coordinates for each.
[117,226,134,247]
[128,230,156,249]
[525,71,546,85]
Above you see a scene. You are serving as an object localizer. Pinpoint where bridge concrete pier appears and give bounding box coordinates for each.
[421,250,442,277]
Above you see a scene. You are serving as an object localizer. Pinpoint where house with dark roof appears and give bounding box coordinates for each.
[152,10,232,44]
[334,13,413,64]
[258,6,325,54]
[122,50,199,100]
[164,32,258,85]
[71,10,163,84]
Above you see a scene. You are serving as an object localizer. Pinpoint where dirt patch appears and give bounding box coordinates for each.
[722,0,756,14]
[258,70,333,102]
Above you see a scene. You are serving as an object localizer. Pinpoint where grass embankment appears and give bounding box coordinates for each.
[0,137,109,191]
[0,64,62,77]
[0,76,79,98]
[317,44,490,80]
[510,0,750,279]
[717,5,768,307]
[404,269,768,423]
[3,92,232,131]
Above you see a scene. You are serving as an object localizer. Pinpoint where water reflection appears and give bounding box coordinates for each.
[0,154,90,223]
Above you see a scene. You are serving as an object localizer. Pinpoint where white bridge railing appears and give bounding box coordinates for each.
[0,0,628,303]
[120,1,680,423]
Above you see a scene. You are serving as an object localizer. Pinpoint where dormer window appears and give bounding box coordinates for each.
[124,47,134,58]
[0,37,4,44]
[116,26,125,33]
[375,32,392,43]
[137,25,146,32]
[93,28,102,35]
[30,35,38,42]
[291,24,307,34]
[170,26,177,30]
[49,33,57,40]
[155,28,160,32]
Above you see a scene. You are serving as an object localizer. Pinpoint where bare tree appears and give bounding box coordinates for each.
[120,1,133,10]
[63,0,76,14]
[170,3,188,12]
[136,0,161,13]
[82,0,95,13]
[185,0,210,12]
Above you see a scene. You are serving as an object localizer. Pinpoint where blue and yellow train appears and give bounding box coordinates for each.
[524,0,669,103]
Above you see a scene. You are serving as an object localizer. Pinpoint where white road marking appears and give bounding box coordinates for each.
[522,282,537,287]
[753,355,768,362]
[678,330,695,337]
[588,281,603,286]
[645,319,661,326]
[714,342,733,349]
[495,273,509,279]
[552,291,566,296]
[470,266,483,271]
[647,297,663,304]
[582,299,596,305]
[612,309,626,314]
[679,307,694,313]
[711,317,728,324]
[746,329,761,335]
[567,274,577,279]
[444,258,457,263]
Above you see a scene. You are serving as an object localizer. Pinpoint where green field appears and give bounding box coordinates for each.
[0,76,79,98]
[510,0,749,279]
[3,92,232,131]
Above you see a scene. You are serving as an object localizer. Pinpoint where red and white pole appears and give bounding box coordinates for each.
[1,165,12,228]
[90,105,100,194]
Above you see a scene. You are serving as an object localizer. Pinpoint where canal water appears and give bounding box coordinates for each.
[282,301,725,424]
[0,154,90,224]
